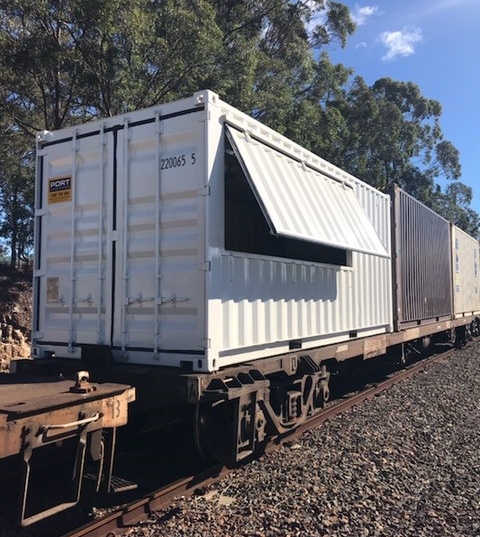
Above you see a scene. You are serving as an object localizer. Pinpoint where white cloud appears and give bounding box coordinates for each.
[351,5,379,26]
[379,27,423,61]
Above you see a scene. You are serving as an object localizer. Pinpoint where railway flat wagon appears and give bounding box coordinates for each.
[30,90,479,465]
[33,90,393,374]
[0,371,134,527]
[451,225,480,319]
[391,184,453,330]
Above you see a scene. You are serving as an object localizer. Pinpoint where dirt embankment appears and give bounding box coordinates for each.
[0,269,32,370]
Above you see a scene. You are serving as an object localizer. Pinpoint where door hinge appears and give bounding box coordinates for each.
[200,338,211,349]
[199,261,211,272]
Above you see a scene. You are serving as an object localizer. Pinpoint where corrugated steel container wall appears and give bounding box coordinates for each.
[35,90,393,373]
[206,98,393,371]
[34,94,208,367]
[225,126,388,258]
[451,225,480,317]
[392,185,453,328]
[352,180,392,332]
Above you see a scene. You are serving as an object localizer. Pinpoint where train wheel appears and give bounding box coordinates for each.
[473,320,480,337]
[193,400,237,463]
[449,327,457,346]
[193,402,211,461]
[313,378,329,409]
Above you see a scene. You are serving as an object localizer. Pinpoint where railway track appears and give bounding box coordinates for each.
[62,347,455,537]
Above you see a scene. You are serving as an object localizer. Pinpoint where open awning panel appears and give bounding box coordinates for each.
[226,125,389,258]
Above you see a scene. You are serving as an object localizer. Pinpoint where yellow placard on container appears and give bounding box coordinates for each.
[48,176,72,203]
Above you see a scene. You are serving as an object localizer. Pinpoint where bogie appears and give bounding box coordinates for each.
[193,360,331,464]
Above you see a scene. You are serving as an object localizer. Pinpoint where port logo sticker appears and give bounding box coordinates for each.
[48,175,72,203]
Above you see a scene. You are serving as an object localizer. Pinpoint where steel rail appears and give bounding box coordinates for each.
[62,347,454,537]
[290,348,453,441]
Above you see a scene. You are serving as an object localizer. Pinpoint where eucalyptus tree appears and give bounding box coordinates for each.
[1,0,474,241]
[0,0,85,134]
[0,0,224,131]
[324,77,459,195]
[433,182,480,237]
[0,0,357,126]
[0,123,34,268]
[0,0,358,261]
[70,0,224,116]
[0,0,223,261]
[204,1,356,133]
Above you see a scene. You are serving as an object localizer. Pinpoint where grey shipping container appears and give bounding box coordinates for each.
[391,185,453,329]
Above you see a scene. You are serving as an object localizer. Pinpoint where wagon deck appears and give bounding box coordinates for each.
[0,371,135,526]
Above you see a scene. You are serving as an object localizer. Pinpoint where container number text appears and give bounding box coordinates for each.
[160,152,196,170]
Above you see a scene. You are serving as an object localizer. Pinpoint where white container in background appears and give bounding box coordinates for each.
[451,224,480,318]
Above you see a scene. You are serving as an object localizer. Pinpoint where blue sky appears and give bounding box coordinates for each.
[323,0,480,215]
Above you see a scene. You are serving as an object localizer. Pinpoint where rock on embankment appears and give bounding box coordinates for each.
[0,319,30,370]
[0,271,32,370]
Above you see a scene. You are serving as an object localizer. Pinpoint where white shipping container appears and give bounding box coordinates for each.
[451,225,480,318]
[33,90,392,372]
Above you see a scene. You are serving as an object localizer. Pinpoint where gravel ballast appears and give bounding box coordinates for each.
[121,343,480,537]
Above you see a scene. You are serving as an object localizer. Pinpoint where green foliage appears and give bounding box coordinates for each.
[0,0,477,253]
[0,0,224,129]
[0,0,86,133]
[307,75,475,235]
[324,77,447,192]
[0,123,34,268]
[433,183,480,237]
[72,0,223,116]
[204,1,356,130]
